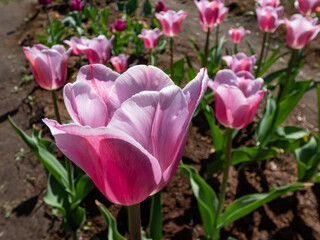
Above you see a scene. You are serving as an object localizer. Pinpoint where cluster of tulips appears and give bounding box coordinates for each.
[9,0,320,239]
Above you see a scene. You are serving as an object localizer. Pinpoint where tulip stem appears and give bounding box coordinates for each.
[263,33,271,63]
[51,90,61,124]
[214,128,233,237]
[255,32,268,77]
[215,24,220,47]
[234,43,238,54]
[204,29,211,67]
[150,48,156,66]
[128,203,141,240]
[170,37,174,78]
[51,90,74,193]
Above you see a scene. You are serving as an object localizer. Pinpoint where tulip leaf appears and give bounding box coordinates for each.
[186,55,196,82]
[314,173,320,183]
[179,163,218,239]
[141,0,152,17]
[263,68,286,85]
[95,200,126,240]
[71,174,95,210]
[275,126,309,140]
[294,135,320,182]
[231,146,278,165]
[260,44,288,77]
[8,117,69,188]
[173,58,185,86]
[217,182,305,228]
[148,191,162,240]
[189,38,204,66]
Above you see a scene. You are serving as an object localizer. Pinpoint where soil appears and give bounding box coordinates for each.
[1,0,320,239]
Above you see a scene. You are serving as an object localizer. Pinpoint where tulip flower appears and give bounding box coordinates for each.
[208,70,266,129]
[138,28,163,48]
[295,0,320,15]
[256,0,280,7]
[77,35,115,64]
[194,0,227,32]
[284,14,320,49]
[155,10,187,37]
[110,19,127,32]
[222,53,257,73]
[64,36,89,55]
[156,0,168,12]
[44,64,209,206]
[256,5,284,33]
[229,27,251,43]
[69,0,84,11]
[110,54,130,73]
[23,44,72,90]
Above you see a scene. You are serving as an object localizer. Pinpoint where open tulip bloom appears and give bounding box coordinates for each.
[64,36,89,55]
[229,27,251,44]
[77,35,115,64]
[208,70,266,129]
[256,5,284,33]
[284,14,320,49]
[155,10,187,37]
[138,28,163,48]
[222,53,257,73]
[23,44,72,90]
[194,0,228,32]
[295,0,320,15]
[43,64,209,206]
[110,54,130,73]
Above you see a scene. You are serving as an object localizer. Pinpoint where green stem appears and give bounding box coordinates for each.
[170,37,174,77]
[128,203,141,240]
[51,90,61,124]
[263,33,271,63]
[255,32,268,77]
[234,43,238,54]
[214,128,233,236]
[150,48,156,66]
[149,191,162,240]
[215,24,220,47]
[203,29,211,67]
[317,84,320,153]
[51,90,74,193]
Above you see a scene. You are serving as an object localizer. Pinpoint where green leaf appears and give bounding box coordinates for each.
[275,126,309,140]
[141,0,152,17]
[231,146,278,165]
[314,172,320,183]
[294,135,320,182]
[148,191,162,240]
[165,58,185,86]
[124,0,138,16]
[8,117,68,187]
[217,182,305,228]
[189,38,204,66]
[263,68,286,86]
[186,55,196,82]
[71,174,95,210]
[95,200,126,240]
[179,163,218,238]
[260,44,288,76]
[245,40,256,55]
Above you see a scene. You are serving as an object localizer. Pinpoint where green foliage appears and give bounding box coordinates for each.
[165,58,185,86]
[116,0,138,16]
[95,201,126,240]
[141,0,152,17]
[148,191,162,240]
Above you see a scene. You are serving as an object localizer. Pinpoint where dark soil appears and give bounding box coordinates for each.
[1,0,320,239]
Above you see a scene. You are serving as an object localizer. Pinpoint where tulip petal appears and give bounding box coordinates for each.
[43,119,162,206]
[76,64,120,103]
[109,85,189,173]
[64,81,109,127]
[107,65,174,117]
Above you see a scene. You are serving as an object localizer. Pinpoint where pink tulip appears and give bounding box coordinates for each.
[23,44,72,90]
[69,0,84,11]
[208,70,266,129]
[138,28,163,48]
[256,0,280,7]
[228,27,251,43]
[156,0,168,12]
[110,54,130,73]
[295,0,320,15]
[43,64,209,206]
[110,19,127,33]
[64,36,89,55]
[194,0,228,32]
[77,35,115,64]
[256,5,284,32]
[155,10,187,37]
[284,14,320,49]
[222,53,257,73]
